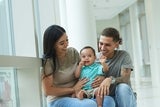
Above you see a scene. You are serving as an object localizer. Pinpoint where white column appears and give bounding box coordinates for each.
[145,0,160,87]
[38,0,56,35]
[65,0,97,52]
[57,0,68,30]
[129,3,143,89]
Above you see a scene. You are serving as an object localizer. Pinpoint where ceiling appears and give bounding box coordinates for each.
[92,0,137,20]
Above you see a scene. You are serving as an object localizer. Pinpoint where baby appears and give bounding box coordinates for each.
[74,46,109,107]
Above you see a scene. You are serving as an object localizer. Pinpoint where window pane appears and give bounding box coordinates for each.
[0,68,18,107]
[11,0,36,57]
[0,0,13,55]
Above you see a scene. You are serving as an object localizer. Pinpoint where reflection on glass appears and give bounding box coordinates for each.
[0,0,14,56]
[0,68,18,107]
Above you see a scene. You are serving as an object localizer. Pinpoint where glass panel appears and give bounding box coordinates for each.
[11,0,36,57]
[0,68,18,107]
[0,0,40,57]
[0,0,13,56]
[32,0,43,58]
[0,55,42,107]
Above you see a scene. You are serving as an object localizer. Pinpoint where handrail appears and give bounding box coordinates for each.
[0,55,42,68]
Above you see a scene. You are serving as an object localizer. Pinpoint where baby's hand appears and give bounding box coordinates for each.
[79,60,85,67]
[99,55,107,64]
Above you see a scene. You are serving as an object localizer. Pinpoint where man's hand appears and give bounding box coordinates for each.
[97,77,112,97]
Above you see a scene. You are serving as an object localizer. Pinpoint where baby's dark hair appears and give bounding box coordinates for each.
[101,27,122,44]
[80,46,96,56]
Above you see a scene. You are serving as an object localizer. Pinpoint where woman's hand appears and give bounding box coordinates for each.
[73,78,88,93]
[92,76,105,88]
[97,77,112,97]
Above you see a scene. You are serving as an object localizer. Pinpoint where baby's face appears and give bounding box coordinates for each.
[80,48,96,66]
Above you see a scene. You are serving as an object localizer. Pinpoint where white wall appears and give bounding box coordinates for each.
[145,0,160,87]
[96,16,120,35]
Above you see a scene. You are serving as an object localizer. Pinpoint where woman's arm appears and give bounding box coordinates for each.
[42,75,74,96]
[42,59,75,96]
[42,75,88,97]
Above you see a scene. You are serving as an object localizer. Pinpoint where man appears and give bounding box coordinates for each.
[96,27,137,107]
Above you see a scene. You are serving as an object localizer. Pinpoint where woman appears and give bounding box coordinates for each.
[42,25,115,107]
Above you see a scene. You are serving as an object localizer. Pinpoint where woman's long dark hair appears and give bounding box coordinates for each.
[43,25,66,77]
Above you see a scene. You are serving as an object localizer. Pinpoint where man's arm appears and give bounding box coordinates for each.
[112,68,131,84]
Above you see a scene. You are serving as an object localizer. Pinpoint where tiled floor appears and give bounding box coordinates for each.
[132,78,160,107]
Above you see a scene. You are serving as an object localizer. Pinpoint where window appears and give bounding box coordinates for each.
[138,0,151,77]
[0,0,43,106]
[0,68,18,107]
[0,0,14,55]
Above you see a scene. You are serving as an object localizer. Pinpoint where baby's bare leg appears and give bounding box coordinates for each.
[95,89,103,107]
[71,93,76,98]
[76,90,87,100]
